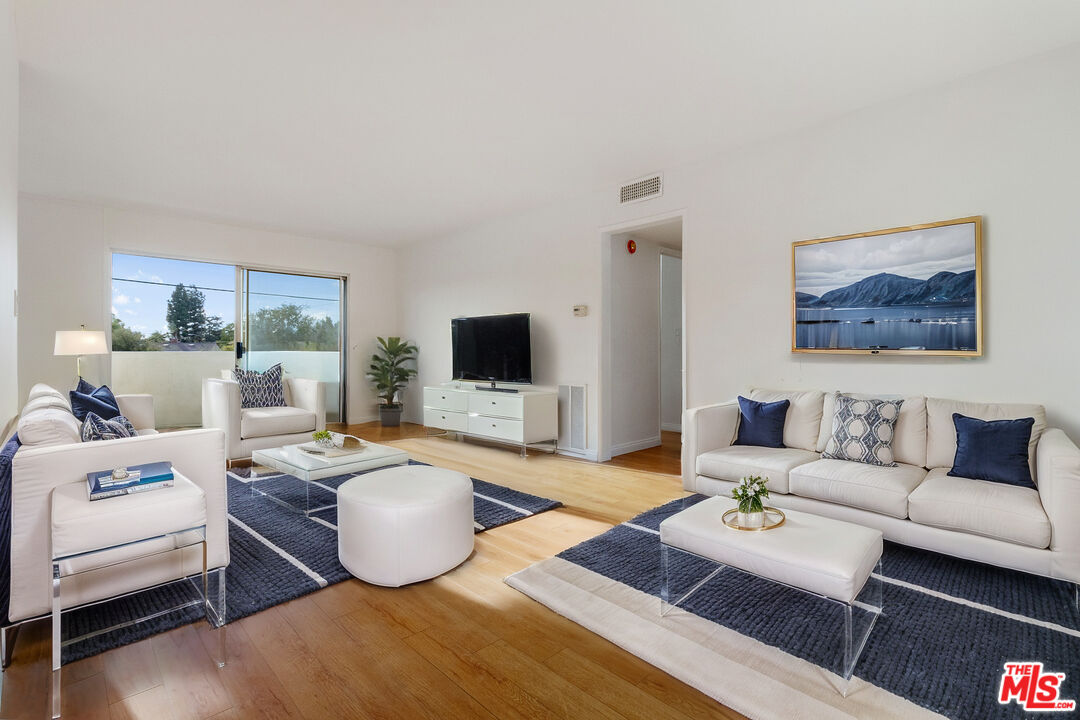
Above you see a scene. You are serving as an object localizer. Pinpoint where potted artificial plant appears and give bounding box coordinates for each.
[367,336,418,427]
[731,475,770,528]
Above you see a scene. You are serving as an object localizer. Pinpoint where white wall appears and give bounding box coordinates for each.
[660,253,682,431]
[400,44,1080,453]
[0,1,16,426]
[17,197,399,422]
[610,234,661,455]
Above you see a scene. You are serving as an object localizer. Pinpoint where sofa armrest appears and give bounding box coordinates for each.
[286,378,326,432]
[116,394,155,431]
[1036,428,1080,581]
[8,428,228,622]
[682,401,740,492]
[202,378,242,457]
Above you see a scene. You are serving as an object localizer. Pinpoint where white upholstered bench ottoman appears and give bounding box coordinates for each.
[337,465,475,587]
[659,496,883,694]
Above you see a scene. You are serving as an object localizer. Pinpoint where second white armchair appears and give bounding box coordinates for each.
[202,373,325,461]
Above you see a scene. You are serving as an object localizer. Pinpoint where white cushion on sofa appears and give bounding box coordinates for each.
[240,406,317,439]
[27,383,71,409]
[908,468,1050,549]
[696,445,819,494]
[925,398,1046,482]
[22,394,75,415]
[748,388,824,451]
[17,407,81,447]
[789,458,928,519]
[817,392,927,468]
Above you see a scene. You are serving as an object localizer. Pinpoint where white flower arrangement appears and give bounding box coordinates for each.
[731,475,770,515]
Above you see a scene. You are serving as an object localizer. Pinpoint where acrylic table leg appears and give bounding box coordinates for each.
[841,602,853,698]
[660,544,671,614]
[215,568,227,667]
[52,562,62,719]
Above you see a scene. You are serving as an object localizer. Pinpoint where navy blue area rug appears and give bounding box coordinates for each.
[60,461,560,663]
[512,495,1080,720]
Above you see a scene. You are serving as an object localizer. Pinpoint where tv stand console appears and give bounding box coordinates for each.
[423,384,557,456]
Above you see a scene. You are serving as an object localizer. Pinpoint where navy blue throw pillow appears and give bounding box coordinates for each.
[734,396,790,449]
[69,384,121,422]
[948,413,1036,489]
[75,376,97,395]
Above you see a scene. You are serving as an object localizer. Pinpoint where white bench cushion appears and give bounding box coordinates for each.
[660,496,883,604]
[696,446,819,494]
[908,468,1051,549]
[240,406,317,439]
[748,388,824,451]
[789,459,927,519]
[51,473,207,558]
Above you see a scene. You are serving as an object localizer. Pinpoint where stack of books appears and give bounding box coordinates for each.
[86,461,175,501]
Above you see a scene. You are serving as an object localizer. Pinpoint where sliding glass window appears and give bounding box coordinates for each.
[110,253,346,426]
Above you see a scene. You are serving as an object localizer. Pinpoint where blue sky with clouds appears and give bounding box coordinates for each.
[111,254,340,336]
[794,222,976,297]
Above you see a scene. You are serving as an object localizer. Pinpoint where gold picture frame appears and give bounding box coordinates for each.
[792,216,983,356]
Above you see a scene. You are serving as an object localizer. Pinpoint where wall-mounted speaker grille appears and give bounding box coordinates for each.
[558,384,587,453]
[619,174,663,204]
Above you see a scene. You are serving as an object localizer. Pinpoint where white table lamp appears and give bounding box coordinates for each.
[54,325,109,378]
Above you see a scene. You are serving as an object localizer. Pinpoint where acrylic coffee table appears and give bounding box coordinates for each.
[250,441,409,516]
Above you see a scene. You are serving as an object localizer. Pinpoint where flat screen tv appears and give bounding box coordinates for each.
[452,313,532,385]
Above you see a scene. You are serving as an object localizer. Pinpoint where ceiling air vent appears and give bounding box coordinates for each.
[619,173,663,205]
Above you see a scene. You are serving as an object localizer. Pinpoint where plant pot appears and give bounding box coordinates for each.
[737,510,765,529]
[379,405,403,427]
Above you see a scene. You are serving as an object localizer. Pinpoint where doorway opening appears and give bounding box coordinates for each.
[602,216,683,475]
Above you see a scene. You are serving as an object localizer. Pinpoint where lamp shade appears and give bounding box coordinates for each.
[54,330,109,356]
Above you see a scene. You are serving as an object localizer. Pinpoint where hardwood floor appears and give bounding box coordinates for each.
[604,430,682,476]
[3,430,743,719]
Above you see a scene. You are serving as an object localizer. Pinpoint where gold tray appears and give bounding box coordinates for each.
[722,507,786,532]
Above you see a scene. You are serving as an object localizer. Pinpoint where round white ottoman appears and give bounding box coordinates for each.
[337,465,475,587]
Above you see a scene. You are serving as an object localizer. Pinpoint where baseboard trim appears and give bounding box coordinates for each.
[610,436,662,457]
[661,422,682,433]
[556,447,599,462]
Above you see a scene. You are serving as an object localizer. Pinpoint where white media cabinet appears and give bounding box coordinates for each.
[423,383,558,455]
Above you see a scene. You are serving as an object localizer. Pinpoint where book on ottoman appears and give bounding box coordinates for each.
[87,461,175,500]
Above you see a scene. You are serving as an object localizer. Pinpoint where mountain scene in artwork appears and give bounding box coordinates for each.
[795,270,976,308]
[793,222,979,352]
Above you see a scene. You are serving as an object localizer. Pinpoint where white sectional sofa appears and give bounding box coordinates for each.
[683,388,1080,585]
[6,384,229,625]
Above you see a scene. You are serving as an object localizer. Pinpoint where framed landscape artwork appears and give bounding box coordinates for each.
[792,216,982,356]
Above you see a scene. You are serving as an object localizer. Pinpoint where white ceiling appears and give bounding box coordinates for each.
[15,1,1080,246]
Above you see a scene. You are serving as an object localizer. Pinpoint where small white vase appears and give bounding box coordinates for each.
[738,510,765,528]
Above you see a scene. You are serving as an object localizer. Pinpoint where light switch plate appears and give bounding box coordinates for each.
[573,305,588,317]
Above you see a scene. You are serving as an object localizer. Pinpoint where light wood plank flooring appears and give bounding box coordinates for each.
[605,430,682,476]
[3,427,743,719]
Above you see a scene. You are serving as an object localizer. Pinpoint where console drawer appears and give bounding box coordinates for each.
[467,393,524,419]
[468,415,524,443]
[423,387,469,412]
[423,408,469,432]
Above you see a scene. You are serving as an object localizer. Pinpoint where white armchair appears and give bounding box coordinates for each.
[202,374,325,461]
[6,384,229,625]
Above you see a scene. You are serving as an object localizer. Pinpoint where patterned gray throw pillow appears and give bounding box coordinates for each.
[232,363,287,409]
[81,412,137,442]
[822,396,904,467]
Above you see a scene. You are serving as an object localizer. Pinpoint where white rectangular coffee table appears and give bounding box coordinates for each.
[659,496,883,695]
[250,441,409,516]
